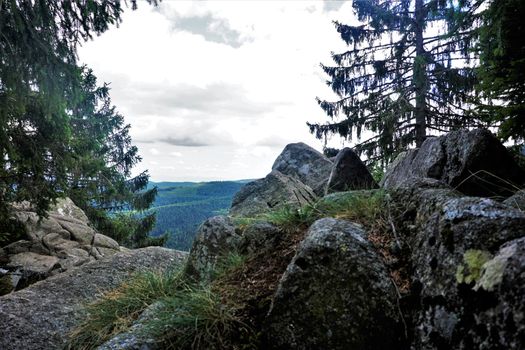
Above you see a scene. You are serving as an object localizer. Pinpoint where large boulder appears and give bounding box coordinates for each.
[391,183,525,349]
[0,198,121,294]
[272,142,333,195]
[264,218,402,350]
[230,170,317,217]
[184,216,241,283]
[325,147,377,194]
[0,247,186,350]
[382,129,525,198]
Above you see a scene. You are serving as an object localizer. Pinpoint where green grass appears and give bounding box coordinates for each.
[66,268,186,350]
[66,252,251,350]
[257,190,387,232]
[147,283,249,350]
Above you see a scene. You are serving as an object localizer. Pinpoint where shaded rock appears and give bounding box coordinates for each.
[185,216,241,282]
[460,236,525,349]
[272,142,333,195]
[503,189,525,210]
[230,171,317,217]
[0,247,186,350]
[264,218,402,350]
[382,129,525,197]
[391,184,525,349]
[7,252,60,288]
[239,222,282,255]
[325,147,377,194]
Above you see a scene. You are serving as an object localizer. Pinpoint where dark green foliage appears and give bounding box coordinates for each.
[477,0,525,143]
[309,0,485,163]
[147,181,245,251]
[0,0,125,220]
[0,1,160,247]
[65,68,160,247]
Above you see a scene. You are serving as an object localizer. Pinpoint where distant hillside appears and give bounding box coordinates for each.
[147,180,249,251]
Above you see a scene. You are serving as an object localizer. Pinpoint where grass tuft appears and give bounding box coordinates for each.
[66,268,185,350]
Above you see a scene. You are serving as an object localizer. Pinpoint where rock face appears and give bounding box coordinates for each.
[504,189,525,210]
[185,216,241,282]
[325,147,377,194]
[239,221,282,255]
[230,170,317,217]
[272,142,333,195]
[0,247,186,350]
[391,181,525,349]
[382,129,525,197]
[264,218,402,350]
[0,198,121,294]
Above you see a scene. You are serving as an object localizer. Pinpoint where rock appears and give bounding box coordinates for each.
[503,189,525,210]
[1,198,122,292]
[391,183,525,349]
[264,218,402,350]
[230,170,317,217]
[460,236,525,349]
[50,197,90,223]
[325,147,377,194]
[185,216,241,282]
[7,252,60,288]
[239,222,282,255]
[93,233,120,250]
[0,247,187,350]
[272,142,333,195]
[58,220,96,245]
[382,129,525,197]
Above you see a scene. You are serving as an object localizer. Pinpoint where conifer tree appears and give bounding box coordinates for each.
[67,68,165,247]
[477,0,525,144]
[309,0,485,163]
[0,1,162,246]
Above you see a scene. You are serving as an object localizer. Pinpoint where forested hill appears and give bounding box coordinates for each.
[146,181,250,251]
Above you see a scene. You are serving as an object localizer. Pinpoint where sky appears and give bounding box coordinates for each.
[78,0,359,182]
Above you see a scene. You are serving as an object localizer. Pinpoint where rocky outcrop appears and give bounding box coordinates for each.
[325,147,377,194]
[0,247,186,350]
[272,142,333,195]
[230,171,316,217]
[0,198,122,294]
[264,218,402,350]
[185,216,241,282]
[391,179,525,349]
[382,129,525,198]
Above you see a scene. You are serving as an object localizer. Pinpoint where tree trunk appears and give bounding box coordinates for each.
[414,0,427,147]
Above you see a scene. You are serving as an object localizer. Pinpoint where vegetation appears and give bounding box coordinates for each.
[67,190,412,349]
[67,255,251,350]
[147,181,245,251]
[309,0,484,163]
[311,0,525,164]
[0,1,162,248]
[477,0,525,143]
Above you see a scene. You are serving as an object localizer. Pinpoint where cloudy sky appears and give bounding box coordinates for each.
[79,0,358,182]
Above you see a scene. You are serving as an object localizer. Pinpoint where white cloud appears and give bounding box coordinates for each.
[78,1,355,181]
